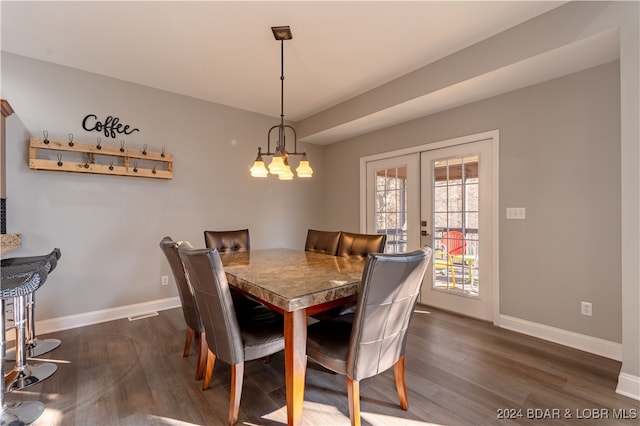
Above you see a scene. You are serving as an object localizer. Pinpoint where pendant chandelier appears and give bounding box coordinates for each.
[250,26,313,180]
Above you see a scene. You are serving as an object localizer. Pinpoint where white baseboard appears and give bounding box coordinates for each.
[498,314,622,361]
[616,373,640,401]
[7,297,181,341]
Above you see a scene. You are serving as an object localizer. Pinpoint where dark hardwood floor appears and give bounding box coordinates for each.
[5,306,638,425]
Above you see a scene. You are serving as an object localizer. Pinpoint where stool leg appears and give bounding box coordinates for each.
[1,299,45,425]
[25,293,61,357]
[5,295,57,392]
[6,293,61,361]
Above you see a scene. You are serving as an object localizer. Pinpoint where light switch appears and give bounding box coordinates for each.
[506,207,526,219]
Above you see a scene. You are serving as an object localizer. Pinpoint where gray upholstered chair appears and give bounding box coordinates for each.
[204,229,250,253]
[305,246,432,426]
[159,237,206,381]
[336,231,387,260]
[203,229,261,311]
[304,229,341,255]
[178,245,285,426]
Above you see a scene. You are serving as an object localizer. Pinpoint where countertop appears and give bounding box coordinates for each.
[1,233,22,256]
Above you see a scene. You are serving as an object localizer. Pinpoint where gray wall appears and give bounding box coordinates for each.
[322,61,622,343]
[2,52,324,320]
[313,0,639,396]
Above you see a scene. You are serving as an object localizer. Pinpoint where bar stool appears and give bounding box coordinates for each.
[1,262,49,425]
[2,249,62,360]
[2,259,58,393]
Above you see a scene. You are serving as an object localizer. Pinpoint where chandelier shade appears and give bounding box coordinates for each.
[250,26,313,179]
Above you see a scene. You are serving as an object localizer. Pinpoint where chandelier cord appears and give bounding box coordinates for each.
[280,39,285,127]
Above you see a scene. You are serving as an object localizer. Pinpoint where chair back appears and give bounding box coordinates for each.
[204,229,250,253]
[336,232,387,260]
[159,237,202,333]
[178,245,244,365]
[441,230,465,255]
[304,229,341,255]
[347,246,432,381]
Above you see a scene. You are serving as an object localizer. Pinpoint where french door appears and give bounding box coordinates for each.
[364,132,497,322]
[365,154,420,253]
[420,138,496,321]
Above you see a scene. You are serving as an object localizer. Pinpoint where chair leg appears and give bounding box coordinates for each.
[393,356,409,410]
[228,362,244,426]
[447,255,457,288]
[347,377,361,426]
[195,332,207,381]
[202,349,216,391]
[183,327,194,357]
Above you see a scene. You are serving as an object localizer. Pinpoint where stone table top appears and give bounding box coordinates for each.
[1,233,21,257]
[221,248,364,312]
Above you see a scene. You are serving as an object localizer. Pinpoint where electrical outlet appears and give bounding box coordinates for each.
[161,275,169,286]
[581,301,592,316]
[506,207,526,219]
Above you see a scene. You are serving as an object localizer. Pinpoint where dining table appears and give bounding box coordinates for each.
[219,248,365,426]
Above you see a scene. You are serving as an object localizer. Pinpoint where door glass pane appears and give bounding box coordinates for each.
[374,166,407,253]
[432,155,479,297]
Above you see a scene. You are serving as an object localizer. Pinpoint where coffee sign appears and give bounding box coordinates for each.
[82,114,140,138]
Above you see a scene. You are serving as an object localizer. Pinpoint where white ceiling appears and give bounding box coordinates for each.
[1,1,618,145]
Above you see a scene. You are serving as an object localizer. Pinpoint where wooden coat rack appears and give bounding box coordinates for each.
[28,136,173,179]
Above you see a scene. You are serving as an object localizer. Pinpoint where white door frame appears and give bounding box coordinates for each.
[360,130,500,323]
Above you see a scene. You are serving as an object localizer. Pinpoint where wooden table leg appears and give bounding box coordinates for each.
[284,309,307,426]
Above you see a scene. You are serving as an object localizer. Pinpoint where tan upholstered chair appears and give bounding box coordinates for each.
[306,247,432,426]
[178,245,285,426]
[304,229,341,255]
[159,237,207,380]
[336,231,387,260]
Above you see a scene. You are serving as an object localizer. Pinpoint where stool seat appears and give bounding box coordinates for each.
[1,264,45,299]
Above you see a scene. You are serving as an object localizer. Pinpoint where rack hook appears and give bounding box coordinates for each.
[120,140,125,153]
[96,137,102,150]
[161,146,166,158]
[109,160,114,171]
[68,133,74,147]
[142,144,147,155]
[43,130,49,144]
[133,161,138,173]
[57,154,63,167]
[152,163,157,174]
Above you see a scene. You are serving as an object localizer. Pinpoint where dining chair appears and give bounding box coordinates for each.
[203,229,250,253]
[336,231,387,260]
[304,229,341,255]
[204,229,261,311]
[159,237,207,381]
[178,245,285,426]
[314,231,388,320]
[305,246,432,426]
